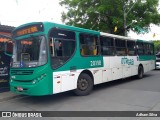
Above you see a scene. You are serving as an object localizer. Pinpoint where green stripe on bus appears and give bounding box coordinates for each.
[139,55,156,61]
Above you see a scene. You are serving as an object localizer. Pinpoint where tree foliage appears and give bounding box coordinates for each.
[59,0,160,35]
[153,40,160,53]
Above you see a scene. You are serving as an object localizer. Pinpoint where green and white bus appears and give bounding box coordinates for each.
[10,22,155,96]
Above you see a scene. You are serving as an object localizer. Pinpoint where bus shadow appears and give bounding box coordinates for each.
[93,74,153,91]
[154,69,160,71]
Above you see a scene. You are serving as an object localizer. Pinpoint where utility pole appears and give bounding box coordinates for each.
[123,1,127,36]
[123,0,137,36]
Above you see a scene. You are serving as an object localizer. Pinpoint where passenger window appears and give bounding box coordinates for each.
[115,39,126,56]
[127,41,136,56]
[137,42,144,55]
[144,43,154,55]
[100,36,115,56]
[80,33,100,56]
[144,43,150,55]
[149,44,154,55]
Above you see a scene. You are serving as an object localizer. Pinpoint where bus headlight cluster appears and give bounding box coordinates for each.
[32,74,46,84]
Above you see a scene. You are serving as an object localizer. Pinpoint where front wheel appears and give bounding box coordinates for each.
[137,66,144,79]
[74,73,93,96]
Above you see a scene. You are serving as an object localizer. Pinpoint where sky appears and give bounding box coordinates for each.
[0,0,64,25]
[0,0,160,40]
[128,24,160,41]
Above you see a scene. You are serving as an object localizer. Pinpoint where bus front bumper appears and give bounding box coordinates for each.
[10,77,52,96]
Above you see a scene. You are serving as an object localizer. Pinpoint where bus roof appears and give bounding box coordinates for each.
[100,32,136,41]
[43,22,100,35]
[12,22,154,44]
[12,22,100,35]
[137,39,153,43]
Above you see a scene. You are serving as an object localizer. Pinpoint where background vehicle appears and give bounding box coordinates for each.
[9,22,155,96]
[0,34,12,89]
[156,52,160,69]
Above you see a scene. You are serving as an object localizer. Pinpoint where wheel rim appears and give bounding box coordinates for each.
[77,78,88,91]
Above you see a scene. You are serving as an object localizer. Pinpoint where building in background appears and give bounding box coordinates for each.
[0,24,15,90]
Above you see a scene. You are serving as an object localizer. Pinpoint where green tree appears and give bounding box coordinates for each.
[59,0,160,36]
[153,40,160,53]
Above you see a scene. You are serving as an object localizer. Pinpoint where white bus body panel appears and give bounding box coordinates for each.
[53,57,155,94]
[102,56,138,81]
[53,68,103,94]
[53,70,80,94]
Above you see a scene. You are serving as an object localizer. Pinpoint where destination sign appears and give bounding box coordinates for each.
[12,23,44,38]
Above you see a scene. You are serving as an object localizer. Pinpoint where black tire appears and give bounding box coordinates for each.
[74,73,93,96]
[137,65,144,79]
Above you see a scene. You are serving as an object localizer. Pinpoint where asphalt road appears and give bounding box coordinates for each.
[1,70,160,120]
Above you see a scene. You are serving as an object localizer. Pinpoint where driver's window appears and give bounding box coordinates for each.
[49,28,76,69]
[54,40,62,56]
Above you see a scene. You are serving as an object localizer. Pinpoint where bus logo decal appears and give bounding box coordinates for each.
[121,57,134,65]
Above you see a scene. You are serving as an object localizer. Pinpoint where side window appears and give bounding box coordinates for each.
[137,41,144,55]
[49,28,76,69]
[100,36,115,56]
[127,41,136,56]
[0,40,12,53]
[5,42,13,54]
[115,39,126,56]
[53,39,75,57]
[144,43,154,55]
[80,33,100,56]
[144,43,150,55]
[149,43,154,55]
[0,42,5,52]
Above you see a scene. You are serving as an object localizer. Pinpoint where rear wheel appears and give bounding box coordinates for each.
[74,73,93,96]
[137,65,144,79]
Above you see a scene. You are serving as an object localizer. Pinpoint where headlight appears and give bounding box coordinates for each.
[32,74,46,84]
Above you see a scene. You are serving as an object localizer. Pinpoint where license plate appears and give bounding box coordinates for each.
[17,87,23,91]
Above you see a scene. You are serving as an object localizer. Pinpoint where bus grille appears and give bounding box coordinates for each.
[11,70,34,75]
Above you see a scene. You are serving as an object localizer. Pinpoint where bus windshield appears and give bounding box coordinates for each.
[11,35,47,68]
